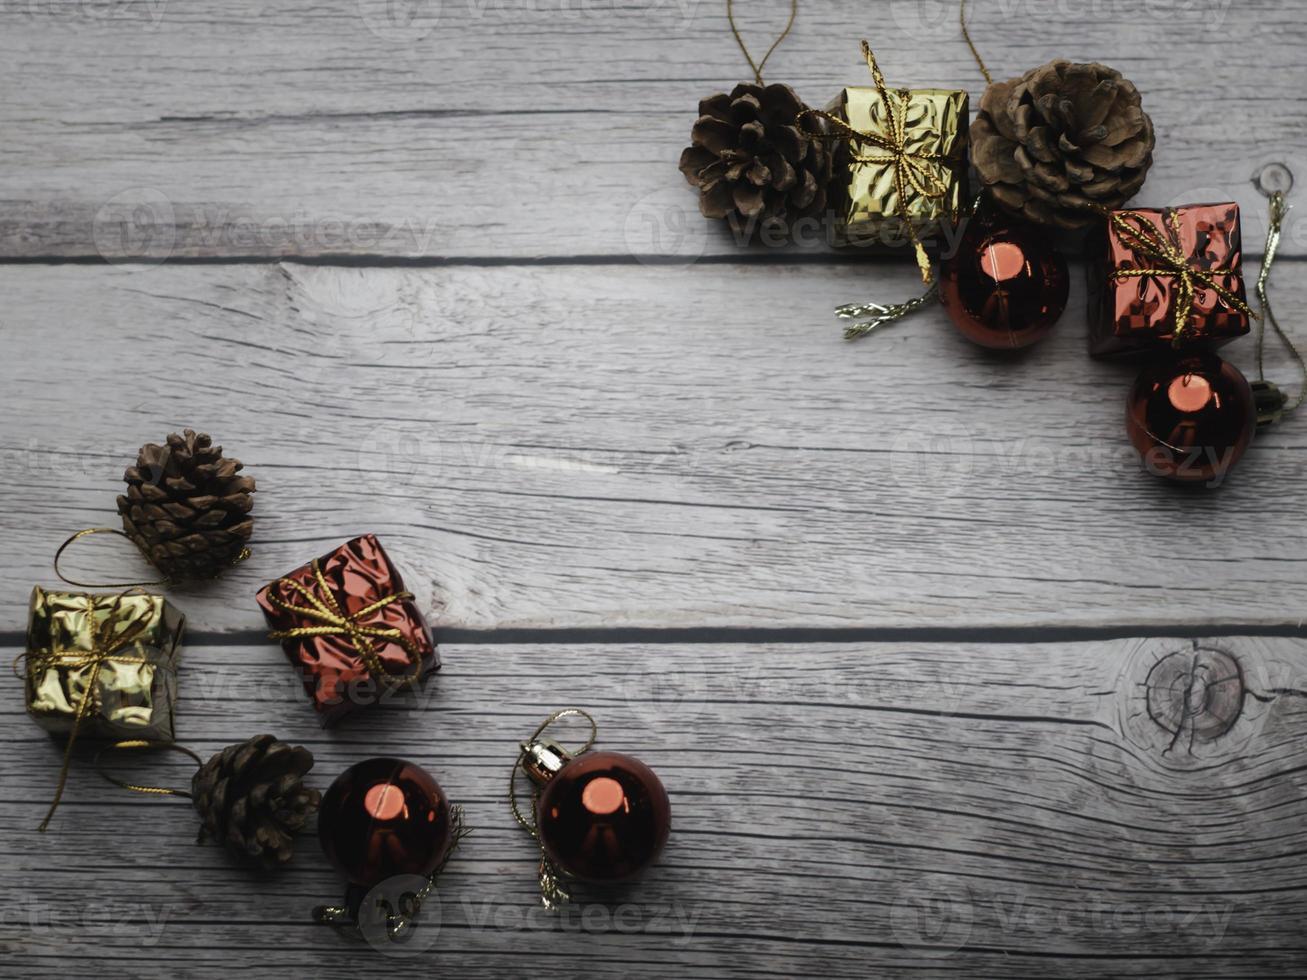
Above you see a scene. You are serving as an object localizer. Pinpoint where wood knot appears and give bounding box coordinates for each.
[1096,639,1275,791]
[1144,645,1245,751]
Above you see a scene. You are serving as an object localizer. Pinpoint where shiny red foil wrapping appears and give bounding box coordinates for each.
[1089,202,1250,357]
[256,534,438,725]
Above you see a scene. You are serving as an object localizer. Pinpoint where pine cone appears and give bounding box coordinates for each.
[117,429,255,581]
[678,82,833,236]
[971,61,1155,231]
[191,734,320,867]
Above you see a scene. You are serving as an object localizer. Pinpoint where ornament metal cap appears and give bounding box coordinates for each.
[520,737,572,785]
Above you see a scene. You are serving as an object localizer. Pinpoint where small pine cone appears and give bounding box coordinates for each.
[679,82,833,236]
[971,60,1155,231]
[191,734,321,868]
[116,429,255,581]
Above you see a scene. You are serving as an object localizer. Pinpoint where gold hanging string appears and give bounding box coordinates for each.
[508,708,598,833]
[509,708,598,911]
[959,0,993,84]
[264,560,423,689]
[54,528,170,589]
[726,0,798,85]
[800,42,949,284]
[53,526,249,589]
[26,590,158,830]
[1104,208,1257,347]
[93,739,202,798]
[1255,190,1306,413]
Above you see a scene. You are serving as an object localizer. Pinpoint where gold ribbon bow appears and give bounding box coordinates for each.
[801,41,952,283]
[23,591,159,831]
[265,560,423,689]
[1107,208,1258,347]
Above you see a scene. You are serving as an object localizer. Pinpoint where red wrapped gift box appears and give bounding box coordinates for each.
[256,534,438,725]
[1090,202,1252,358]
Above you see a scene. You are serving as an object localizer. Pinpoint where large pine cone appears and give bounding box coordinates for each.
[192,735,320,867]
[971,61,1154,230]
[117,429,255,581]
[679,82,833,235]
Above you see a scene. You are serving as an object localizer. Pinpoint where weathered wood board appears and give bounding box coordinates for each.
[0,0,1303,259]
[5,1,1307,976]
[5,638,1307,978]
[1,263,1304,633]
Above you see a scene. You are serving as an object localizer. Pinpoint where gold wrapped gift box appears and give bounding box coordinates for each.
[25,587,184,742]
[825,85,969,248]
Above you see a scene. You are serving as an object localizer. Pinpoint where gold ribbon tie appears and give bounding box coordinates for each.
[1106,208,1257,347]
[801,41,952,283]
[266,560,423,690]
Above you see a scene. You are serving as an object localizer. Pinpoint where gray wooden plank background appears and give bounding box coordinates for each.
[7,639,1307,978]
[3,0,1306,977]
[4,263,1307,635]
[1,0,1304,260]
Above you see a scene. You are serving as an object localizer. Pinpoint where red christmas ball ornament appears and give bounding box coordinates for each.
[938,213,1068,349]
[536,750,670,882]
[1126,352,1255,483]
[319,757,455,889]
[514,710,670,903]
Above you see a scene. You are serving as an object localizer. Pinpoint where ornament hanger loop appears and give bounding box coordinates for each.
[509,708,598,835]
[726,0,798,86]
[960,0,994,84]
[93,738,203,799]
[1253,169,1305,417]
[53,527,170,589]
[527,707,598,755]
[508,709,597,911]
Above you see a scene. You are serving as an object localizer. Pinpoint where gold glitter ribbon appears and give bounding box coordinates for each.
[264,560,422,689]
[22,591,159,830]
[801,41,951,283]
[1106,208,1257,348]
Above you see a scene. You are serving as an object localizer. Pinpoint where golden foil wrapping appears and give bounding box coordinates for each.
[826,86,969,247]
[25,587,184,741]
